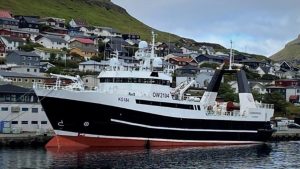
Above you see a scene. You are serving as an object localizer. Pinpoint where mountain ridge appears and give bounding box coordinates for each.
[270,34,300,61]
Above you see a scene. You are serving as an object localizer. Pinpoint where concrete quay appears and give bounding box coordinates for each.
[0,132,53,147]
[271,128,300,141]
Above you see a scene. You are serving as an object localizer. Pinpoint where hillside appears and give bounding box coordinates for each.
[0,0,181,42]
[270,34,300,61]
[1,0,270,60]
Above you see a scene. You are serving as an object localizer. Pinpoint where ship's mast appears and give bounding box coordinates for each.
[229,40,233,70]
[151,31,156,58]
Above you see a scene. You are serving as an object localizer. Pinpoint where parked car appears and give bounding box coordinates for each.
[288,123,300,129]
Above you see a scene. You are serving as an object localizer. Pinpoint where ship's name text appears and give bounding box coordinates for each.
[153,92,170,98]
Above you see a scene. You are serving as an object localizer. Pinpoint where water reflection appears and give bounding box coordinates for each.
[6,143,300,169]
[45,144,272,169]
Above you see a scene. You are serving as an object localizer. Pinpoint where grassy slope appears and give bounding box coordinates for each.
[0,0,180,42]
[271,45,300,61]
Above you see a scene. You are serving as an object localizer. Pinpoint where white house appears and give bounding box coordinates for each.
[180,47,198,54]
[35,35,68,49]
[176,71,214,89]
[0,36,26,51]
[229,81,267,94]
[79,60,104,72]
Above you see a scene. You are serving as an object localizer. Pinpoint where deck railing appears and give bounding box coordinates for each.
[256,103,274,109]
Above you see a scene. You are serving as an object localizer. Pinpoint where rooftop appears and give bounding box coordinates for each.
[0,84,34,94]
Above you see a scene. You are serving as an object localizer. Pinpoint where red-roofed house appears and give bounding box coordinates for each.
[0,10,12,18]
[168,56,197,68]
[69,38,95,49]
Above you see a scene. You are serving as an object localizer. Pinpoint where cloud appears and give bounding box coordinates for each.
[112,0,300,56]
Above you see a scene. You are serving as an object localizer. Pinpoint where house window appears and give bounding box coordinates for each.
[21,121,28,124]
[18,78,22,82]
[41,121,47,124]
[1,107,8,111]
[32,79,35,82]
[32,108,38,113]
[86,79,88,83]
[28,57,32,60]
[25,79,28,82]
[11,121,18,124]
[22,107,29,111]
[31,121,38,124]
[297,89,300,93]
[34,69,37,72]
[27,69,30,72]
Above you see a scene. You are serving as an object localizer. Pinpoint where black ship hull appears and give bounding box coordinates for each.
[40,96,274,148]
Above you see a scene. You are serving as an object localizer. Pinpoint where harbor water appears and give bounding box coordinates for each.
[0,142,300,168]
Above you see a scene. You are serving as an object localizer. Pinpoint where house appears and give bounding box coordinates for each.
[35,34,68,49]
[0,84,52,132]
[0,37,7,57]
[69,18,87,28]
[175,65,200,76]
[164,53,191,61]
[34,47,67,61]
[0,36,26,51]
[199,46,215,55]
[156,42,170,57]
[70,47,98,60]
[255,65,275,76]
[275,70,296,79]
[104,37,129,57]
[69,38,96,48]
[266,86,300,103]
[17,16,40,33]
[0,28,31,39]
[162,60,176,74]
[168,56,197,68]
[122,34,140,40]
[0,70,47,88]
[0,10,13,18]
[229,81,267,94]
[238,59,266,69]
[275,79,300,87]
[40,61,55,72]
[10,65,41,75]
[0,17,19,29]
[195,54,228,64]
[176,70,214,89]
[180,46,198,54]
[98,27,122,37]
[79,60,102,72]
[39,17,66,28]
[6,51,40,66]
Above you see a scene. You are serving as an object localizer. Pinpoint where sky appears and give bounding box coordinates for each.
[111,0,300,57]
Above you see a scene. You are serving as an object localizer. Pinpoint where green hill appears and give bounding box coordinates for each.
[1,0,270,60]
[270,35,300,61]
[0,0,180,42]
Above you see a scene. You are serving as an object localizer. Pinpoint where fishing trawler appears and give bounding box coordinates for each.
[33,32,274,148]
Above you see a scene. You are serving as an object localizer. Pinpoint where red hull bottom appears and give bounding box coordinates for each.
[45,135,259,149]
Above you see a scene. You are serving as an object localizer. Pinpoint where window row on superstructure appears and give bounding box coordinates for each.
[136,99,201,110]
[100,78,170,86]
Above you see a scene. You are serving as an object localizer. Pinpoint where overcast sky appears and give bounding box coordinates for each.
[111,0,300,56]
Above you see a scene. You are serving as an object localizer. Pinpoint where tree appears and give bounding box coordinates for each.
[49,53,57,63]
[218,82,238,102]
[263,91,289,115]
[199,62,220,69]
[261,74,279,80]
[18,43,43,52]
